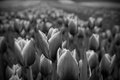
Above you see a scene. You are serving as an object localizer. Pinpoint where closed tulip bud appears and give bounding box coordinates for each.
[34,30,49,58]
[106,29,112,39]
[14,19,23,33]
[24,21,30,32]
[17,38,26,50]
[88,17,95,29]
[93,26,101,33]
[47,27,54,39]
[39,54,52,76]
[68,20,78,36]
[112,25,120,37]
[95,17,103,27]
[89,33,99,51]
[49,31,62,61]
[22,38,35,67]
[14,40,24,66]
[86,50,99,70]
[57,49,79,80]
[47,28,59,39]
[99,54,116,77]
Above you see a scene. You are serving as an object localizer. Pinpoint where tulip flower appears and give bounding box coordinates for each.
[34,30,49,58]
[39,54,52,77]
[95,17,103,28]
[68,19,78,36]
[49,31,62,61]
[57,48,79,80]
[6,64,22,80]
[89,33,100,51]
[88,17,95,29]
[99,53,116,78]
[22,38,35,67]
[86,50,99,71]
[105,29,112,39]
[47,28,58,39]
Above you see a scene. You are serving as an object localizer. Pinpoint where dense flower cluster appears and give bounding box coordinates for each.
[0,6,120,80]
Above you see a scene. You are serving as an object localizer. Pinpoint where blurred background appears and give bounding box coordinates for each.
[0,0,120,30]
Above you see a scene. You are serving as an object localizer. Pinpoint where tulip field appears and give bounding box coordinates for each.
[0,1,120,80]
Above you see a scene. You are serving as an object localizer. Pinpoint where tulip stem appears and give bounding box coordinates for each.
[0,54,5,80]
[27,66,33,80]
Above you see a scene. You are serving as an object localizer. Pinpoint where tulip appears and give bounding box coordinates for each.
[14,19,23,33]
[86,50,99,70]
[95,17,103,28]
[47,28,58,39]
[99,53,116,77]
[17,38,26,50]
[14,41,24,66]
[6,64,22,80]
[93,26,101,33]
[57,49,79,80]
[49,31,62,61]
[105,29,112,39]
[112,25,119,37]
[39,54,52,77]
[34,30,49,58]
[88,17,95,29]
[22,38,35,67]
[68,20,78,36]
[89,33,99,51]
[23,20,30,32]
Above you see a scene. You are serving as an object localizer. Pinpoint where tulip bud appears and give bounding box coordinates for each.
[34,30,49,58]
[47,28,59,39]
[95,17,103,27]
[89,33,99,51]
[68,20,78,36]
[86,50,99,70]
[112,25,119,37]
[14,40,24,66]
[99,53,116,77]
[39,54,52,76]
[106,29,112,39]
[88,17,95,29]
[57,49,79,80]
[49,31,62,61]
[22,38,35,67]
